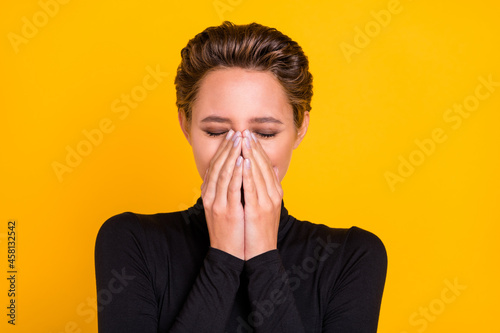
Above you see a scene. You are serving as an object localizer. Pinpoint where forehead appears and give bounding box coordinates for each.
[192,67,293,123]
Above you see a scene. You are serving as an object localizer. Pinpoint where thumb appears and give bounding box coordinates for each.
[201,169,208,191]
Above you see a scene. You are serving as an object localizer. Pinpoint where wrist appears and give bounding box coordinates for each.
[245,245,277,261]
[210,244,245,260]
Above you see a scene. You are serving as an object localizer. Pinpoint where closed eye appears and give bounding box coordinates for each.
[255,133,275,138]
[205,131,276,138]
[205,131,227,137]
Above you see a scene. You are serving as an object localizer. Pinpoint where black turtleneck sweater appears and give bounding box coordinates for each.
[94,197,387,332]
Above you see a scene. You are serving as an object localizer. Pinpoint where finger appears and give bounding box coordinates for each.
[241,132,276,202]
[204,130,240,200]
[211,129,236,166]
[241,135,270,203]
[215,132,243,205]
[242,157,258,208]
[203,130,239,201]
[228,155,244,207]
[201,169,207,192]
[273,166,283,198]
[250,132,283,199]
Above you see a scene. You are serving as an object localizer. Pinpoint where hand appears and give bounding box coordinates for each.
[241,129,284,260]
[200,130,245,260]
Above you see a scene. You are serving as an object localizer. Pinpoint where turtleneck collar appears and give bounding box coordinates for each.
[186,196,294,242]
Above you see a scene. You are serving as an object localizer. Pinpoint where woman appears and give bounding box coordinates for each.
[95,21,387,332]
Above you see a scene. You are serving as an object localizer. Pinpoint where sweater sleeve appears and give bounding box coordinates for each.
[94,213,158,332]
[94,212,244,333]
[168,247,244,332]
[243,250,306,332]
[322,227,388,332]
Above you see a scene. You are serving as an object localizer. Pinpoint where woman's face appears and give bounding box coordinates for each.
[178,67,309,183]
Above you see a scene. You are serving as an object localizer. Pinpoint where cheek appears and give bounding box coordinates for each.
[261,143,286,167]
[193,138,223,169]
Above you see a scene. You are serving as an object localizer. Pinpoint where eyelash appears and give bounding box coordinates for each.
[205,131,275,138]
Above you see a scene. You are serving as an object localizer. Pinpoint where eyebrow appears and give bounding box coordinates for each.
[200,115,284,125]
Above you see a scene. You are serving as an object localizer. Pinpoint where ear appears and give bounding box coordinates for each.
[178,110,192,146]
[293,111,310,149]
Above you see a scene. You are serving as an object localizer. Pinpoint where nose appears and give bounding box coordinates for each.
[233,128,250,136]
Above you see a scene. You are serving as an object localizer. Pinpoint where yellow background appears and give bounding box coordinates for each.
[1,0,499,332]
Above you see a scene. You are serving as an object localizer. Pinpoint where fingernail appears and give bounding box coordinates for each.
[226,129,234,140]
[244,158,250,169]
[244,137,251,149]
[233,135,241,147]
[236,156,243,166]
[243,129,251,138]
[251,133,257,143]
[232,131,241,142]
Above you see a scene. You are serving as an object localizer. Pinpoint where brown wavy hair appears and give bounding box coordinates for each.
[174,21,313,133]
